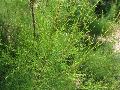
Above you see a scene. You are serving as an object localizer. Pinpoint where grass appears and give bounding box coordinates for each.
[0,0,120,90]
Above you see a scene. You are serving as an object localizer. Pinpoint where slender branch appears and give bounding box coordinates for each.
[30,0,36,38]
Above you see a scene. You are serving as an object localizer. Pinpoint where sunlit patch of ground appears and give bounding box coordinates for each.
[113,29,120,53]
[97,23,120,53]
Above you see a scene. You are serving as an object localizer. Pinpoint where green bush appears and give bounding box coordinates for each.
[0,0,120,90]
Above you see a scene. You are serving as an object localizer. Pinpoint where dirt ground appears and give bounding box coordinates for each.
[111,24,120,53]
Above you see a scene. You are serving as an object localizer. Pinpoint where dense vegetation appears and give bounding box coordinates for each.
[0,0,120,89]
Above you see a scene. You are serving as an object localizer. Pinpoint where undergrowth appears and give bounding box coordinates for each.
[0,0,120,90]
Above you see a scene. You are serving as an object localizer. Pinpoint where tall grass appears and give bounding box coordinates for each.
[0,0,120,89]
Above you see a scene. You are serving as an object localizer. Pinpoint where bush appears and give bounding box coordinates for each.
[0,0,120,89]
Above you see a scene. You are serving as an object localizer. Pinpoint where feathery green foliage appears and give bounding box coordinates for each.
[0,0,120,89]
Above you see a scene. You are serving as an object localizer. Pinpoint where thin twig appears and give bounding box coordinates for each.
[30,0,36,38]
